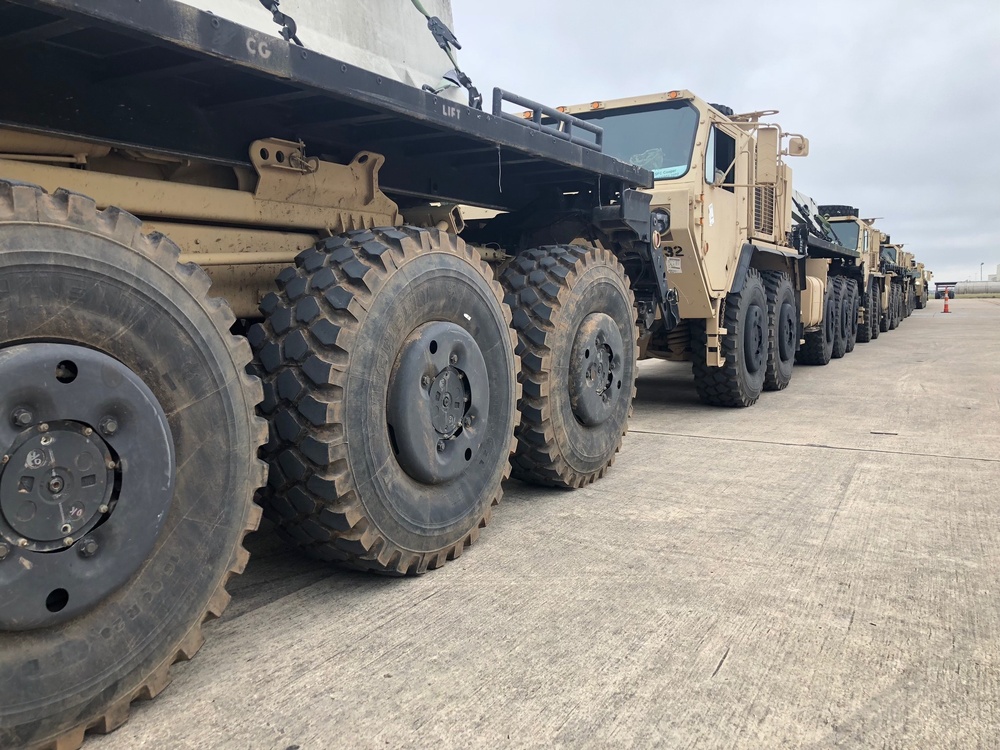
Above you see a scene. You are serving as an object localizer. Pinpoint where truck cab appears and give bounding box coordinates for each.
[559,91,805,326]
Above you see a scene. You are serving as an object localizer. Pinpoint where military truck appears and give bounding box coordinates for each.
[0,1,666,746]
[915,263,932,309]
[820,206,891,340]
[552,91,860,407]
[880,240,911,327]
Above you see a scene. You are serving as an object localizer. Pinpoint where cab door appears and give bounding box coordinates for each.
[700,124,742,293]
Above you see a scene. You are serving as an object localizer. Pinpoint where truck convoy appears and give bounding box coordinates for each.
[554,93,927,408]
[0,1,930,748]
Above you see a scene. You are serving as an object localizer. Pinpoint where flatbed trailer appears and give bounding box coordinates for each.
[0,2,660,748]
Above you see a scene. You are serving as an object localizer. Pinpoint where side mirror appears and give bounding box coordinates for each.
[785,135,809,157]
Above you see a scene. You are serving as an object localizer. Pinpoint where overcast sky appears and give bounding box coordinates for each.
[453,1,1000,283]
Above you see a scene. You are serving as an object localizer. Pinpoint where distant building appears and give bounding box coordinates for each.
[990,264,1000,282]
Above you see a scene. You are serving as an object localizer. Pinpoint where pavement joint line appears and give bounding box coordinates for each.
[627,428,1000,464]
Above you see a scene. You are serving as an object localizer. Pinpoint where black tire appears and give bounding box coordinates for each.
[762,270,796,391]
[693,268,768,407]
[831,277,849,359]
[250,227,518,575]
[888,285,900,330]
[858,279,876,343]
[709,103,735,117]
[879,283,891,333]
[916,293,926,310]
[844,279,859,354]
[0,183,265,750]
[500,245,637,488]
[870,281,882,340]
[797,280,837,366]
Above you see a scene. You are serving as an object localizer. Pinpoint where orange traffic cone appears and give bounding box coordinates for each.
[943,290,951,314]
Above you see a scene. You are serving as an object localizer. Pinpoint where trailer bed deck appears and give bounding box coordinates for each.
[0,0,652,210]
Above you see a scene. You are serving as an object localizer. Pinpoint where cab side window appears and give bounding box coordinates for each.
[704,125,736,193]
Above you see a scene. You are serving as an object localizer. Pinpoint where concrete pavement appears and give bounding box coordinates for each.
[94,298,1000,749]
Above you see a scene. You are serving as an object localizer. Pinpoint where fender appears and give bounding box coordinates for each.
[729,243,755,295]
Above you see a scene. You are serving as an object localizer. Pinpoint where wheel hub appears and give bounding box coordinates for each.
[744,305,766,374]
[778,301,796,361]
[429,366,469,438]
[0,422,115,551]
[0,343,174,631]
[387,321,490,485]
[569,313,624,427]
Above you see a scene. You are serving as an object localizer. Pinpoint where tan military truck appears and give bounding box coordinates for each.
[819,206,891,340]
[554,91,860,407]
[0,1,664,747]
[916,264,932,308]
[880,240,911,327]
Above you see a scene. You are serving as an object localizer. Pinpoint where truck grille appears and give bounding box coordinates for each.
[754,186,775,235]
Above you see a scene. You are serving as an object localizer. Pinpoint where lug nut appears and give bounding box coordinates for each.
[0,543,9,561]
[1,455,8,465]
[463,416,472,429]
[60,523,72,535]
[450,353,459,365]
[40,436,53,446]
[82,426,93,437]
[436,440,446,453]
[421,375,431,388]
[17,538,28,548]
[38,423,49,433]
[79,538,98,558]
[99,417,119,437]
[106,459,117,470]
[98,504,110,514]
[62,536,74,547]
[11,407,32,428]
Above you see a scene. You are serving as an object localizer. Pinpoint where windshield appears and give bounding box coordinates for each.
[579,101,700,180]
[830,220,860,250]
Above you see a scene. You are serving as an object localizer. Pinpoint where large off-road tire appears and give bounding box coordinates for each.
[831,277,849,359]
[905,287,915,317]
[500,245,637,488]
[870,281,882,340]
[889,284,900,330]
[844,279,860,354]
[858,279,876,343]
[250,227,518,574]
[762,270,796,391]
[0,182,265,750]
[693,268,767,407]
[916,292,927,310]
[797,280,837,366]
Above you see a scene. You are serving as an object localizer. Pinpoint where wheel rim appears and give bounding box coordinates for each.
[778,301,797,362]
[386,321,490,485]
[744,304,766,374]
[0,343,174,631]
[825,298,836,341]
[568,312,625,427]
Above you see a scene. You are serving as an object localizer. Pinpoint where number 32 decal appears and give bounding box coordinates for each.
[663,246,684,258]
